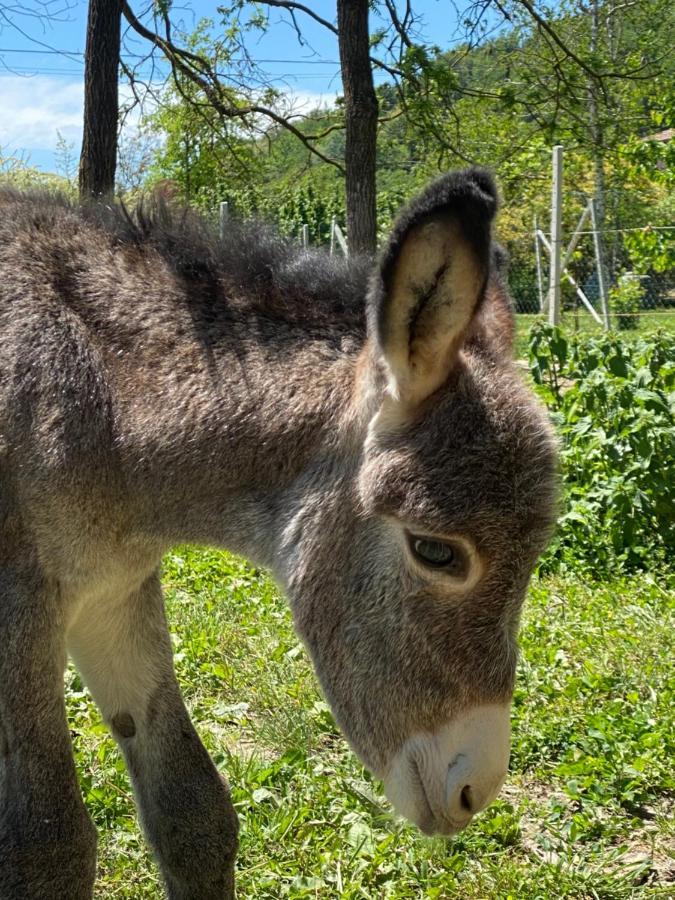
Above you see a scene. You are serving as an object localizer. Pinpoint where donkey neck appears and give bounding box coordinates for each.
[119,307,367,564]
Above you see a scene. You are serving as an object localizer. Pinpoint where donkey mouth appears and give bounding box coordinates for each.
[410,759,462,837]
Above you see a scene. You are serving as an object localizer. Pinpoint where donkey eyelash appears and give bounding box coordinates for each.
[405,531,471,579]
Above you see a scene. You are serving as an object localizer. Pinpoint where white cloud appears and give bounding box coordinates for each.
[0,76,158,169]
[0,72,336,172]
[281,89,338,114]
[0,75,83,152]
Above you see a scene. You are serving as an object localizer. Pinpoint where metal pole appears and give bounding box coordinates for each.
[589,197,610,329]
[548,145,563,326]
[301,223,309,249]
[538,228,602,325]
[561,201,591,272]
[329,215,337,256]
[219,201,229,240]
[534,215,545,312]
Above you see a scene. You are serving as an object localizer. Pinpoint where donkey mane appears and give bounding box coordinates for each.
[0,188,371,339]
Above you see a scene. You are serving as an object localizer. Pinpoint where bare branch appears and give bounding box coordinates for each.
[511,0,599,78]
[122,1,344,174]
[383,0,413,49]
[252,0,338,35]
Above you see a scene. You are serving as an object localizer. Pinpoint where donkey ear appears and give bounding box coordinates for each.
[369,168,497,408]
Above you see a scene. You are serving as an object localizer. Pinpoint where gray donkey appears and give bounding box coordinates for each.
[0,168,557,899]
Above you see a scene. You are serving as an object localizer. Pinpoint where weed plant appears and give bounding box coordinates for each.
[529,325,674,576]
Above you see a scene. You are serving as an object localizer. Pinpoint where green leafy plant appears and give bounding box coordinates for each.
[529,323,675,575]
[608,275,643,330]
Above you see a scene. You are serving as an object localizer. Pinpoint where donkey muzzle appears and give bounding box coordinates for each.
[382,703,511,835]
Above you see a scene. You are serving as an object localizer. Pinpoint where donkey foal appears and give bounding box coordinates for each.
[0,169,557,898]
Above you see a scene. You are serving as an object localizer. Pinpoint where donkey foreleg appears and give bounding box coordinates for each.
[0,561,98,900]
[67,572,238,900]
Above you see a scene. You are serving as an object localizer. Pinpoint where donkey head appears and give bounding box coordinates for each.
[281,169,558,836]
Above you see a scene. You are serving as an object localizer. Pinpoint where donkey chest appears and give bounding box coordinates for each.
[46,534,163,624]
[63,570,156,643]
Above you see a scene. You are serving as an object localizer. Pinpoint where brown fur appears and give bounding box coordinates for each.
[0,169,557,898]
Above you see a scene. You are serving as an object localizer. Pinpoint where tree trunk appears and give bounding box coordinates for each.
[588,0,614,283]
[336,0,379,254]
[78,0,123,200]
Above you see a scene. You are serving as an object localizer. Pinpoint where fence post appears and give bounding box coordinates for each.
[561,201,591,272]
[548,145,563,326]
[589,197,610,330]
[329,215,337,256]
[534,215,545,311]
[301,223,309,250]
[219,201,229,240]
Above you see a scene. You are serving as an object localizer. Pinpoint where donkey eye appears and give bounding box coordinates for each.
[408,534,467,574]
[412,538,454,566]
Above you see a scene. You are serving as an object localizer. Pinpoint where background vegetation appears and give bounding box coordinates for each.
[134,0,674,317]
[3,0,673,317]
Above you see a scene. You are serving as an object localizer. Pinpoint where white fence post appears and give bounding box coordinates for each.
[561,200,591,272]
[537,230,602,325]
[589,198,610,330]
[219,201,229,240]
[548,145,563,326]
[534,215,545,311]
[329,215,337,256]
[329,216,348,257]
[301,223,309,249]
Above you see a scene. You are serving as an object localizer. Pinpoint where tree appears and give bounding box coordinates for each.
[120,1,486,252]
[71,0,671,256]
[497,0,674,277]
[336,0,378,252]
[78,0,124,199]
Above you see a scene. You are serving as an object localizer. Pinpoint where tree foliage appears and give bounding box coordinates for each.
[139,1,673,298]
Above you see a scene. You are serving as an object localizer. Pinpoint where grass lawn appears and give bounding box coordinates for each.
[514,310,675,359]
[67,548,674,899]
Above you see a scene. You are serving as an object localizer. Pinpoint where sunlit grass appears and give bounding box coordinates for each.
[514,310,675,358]
[66,548,674,898]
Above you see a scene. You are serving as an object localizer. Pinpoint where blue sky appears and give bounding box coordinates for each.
[0,1,494,173]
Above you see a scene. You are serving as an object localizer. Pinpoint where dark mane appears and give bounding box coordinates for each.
[0,188,371,337]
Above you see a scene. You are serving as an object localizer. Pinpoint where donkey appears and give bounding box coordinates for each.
[0,169,557,899]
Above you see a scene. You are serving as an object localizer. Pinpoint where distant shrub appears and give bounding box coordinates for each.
[608,274,643,330]
[529,323,674,575]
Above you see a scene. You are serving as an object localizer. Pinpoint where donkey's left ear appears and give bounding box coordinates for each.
[369,168,497,409]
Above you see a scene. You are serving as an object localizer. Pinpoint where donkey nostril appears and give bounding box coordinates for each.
[460,785,474,813]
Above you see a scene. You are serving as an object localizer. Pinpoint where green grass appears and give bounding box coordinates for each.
[514,310,675,359]
[67,548,675,898]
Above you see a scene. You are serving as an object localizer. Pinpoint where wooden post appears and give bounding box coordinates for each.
[301,223,309,250]
[548,145,563,326]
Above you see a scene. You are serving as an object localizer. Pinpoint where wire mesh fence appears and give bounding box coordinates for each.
[506,224,674,335]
